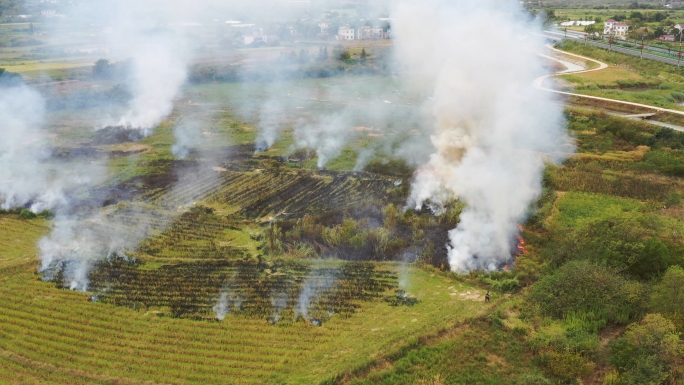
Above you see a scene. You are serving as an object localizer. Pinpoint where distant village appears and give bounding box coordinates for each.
[226,20,391,47]
[554,9,684,44]
[2,0,393,50]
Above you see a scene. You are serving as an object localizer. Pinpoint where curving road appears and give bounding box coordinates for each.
[534,45,684,117]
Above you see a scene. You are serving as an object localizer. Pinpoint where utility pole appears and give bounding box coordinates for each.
[678,25,684,62]
[679,51,682,67]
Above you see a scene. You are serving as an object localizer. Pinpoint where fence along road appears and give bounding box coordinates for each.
[543,30,684,67]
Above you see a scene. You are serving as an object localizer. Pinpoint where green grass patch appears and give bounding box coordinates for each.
[552,191,644,228]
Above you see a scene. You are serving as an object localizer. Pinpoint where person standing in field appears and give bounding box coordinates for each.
[485,291,490,303]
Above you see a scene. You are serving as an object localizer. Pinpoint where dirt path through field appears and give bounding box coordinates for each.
[534,45,684,117]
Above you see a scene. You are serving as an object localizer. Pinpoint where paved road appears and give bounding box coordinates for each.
[560,29,684,57]
[534,45,684,117]
[543,30,684,67]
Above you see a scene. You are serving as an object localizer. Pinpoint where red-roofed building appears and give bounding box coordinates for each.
[604,19,629,38]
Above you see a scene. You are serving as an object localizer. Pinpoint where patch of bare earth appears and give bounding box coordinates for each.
[584,325,626,385]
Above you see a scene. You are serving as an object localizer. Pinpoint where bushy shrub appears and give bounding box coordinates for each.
[609,314,682,384]
[545,351,594,381]
[650,266,684,331]
[479,275,521,293]
[516,372,552,385]
[546,209,673,280]
[19,209,36,219]
[527,261,645,323]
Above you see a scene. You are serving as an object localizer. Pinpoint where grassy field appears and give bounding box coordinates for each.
[3,38,684,384]
[0,216,490,384]
[552,40,684,111]
[0,74,490,384]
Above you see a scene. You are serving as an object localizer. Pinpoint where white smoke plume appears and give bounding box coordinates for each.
[294,269,337,323]
[270,291,289,323]
[395,0,571,272]
[63,0,198,134]
[39,156,228,291]
[0,84,105,213]
[114,37,188,133]
[0,85,49,210]
[172,119,204,159]
[213,288,243,321]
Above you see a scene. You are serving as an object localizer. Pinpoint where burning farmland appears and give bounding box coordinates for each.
[0,0,569,327]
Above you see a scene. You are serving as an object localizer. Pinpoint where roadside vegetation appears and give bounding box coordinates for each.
[554,40,684,110]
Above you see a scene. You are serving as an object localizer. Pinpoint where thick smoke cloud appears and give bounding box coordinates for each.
[95,2,191,134]
[33,1,210,291]
[5,0,573,294]
[0,85,104,212]
[0,85,50,210]
[395,0,571,272]
[242,0,570,272]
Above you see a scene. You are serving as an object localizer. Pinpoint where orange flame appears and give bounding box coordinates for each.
[413,166,437,175]
[516,225,528,255]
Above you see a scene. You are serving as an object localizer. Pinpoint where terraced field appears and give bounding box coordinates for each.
[0,113,485,384]
[0,230,487,384]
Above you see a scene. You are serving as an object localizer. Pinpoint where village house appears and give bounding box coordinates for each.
[239,28,279,45]
[603,19,629,39]
[356,26,385,40]
[318,22,330,34]
[40,10,57,17]
[336,26,355,40]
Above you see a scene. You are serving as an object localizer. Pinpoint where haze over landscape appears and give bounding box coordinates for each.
[1,0,684,383]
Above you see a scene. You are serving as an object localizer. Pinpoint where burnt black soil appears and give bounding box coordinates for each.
[81,258,396,321]
[91,125,146,145]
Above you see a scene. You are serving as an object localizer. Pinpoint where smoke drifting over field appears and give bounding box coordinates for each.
[0,85,50,210]
[395,0,570,271]
[91,2,190,134]
[245,0,570,271]
[0,85,104,213]
[1,0,572,296]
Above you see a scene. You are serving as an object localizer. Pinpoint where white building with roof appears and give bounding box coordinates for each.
[604,19,629,38]
[336,26,355,40]
[357,26,385,40]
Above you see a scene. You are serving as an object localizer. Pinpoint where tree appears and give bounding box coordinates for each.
[288,51,297,64]
[0,68,23,87]
[653,26,666,39]
[298,49,310,65]
[544,9,556,20]
[527,260,645,323]
[19,209,36,220]
[317,46,328,61]
[360,48,367,63]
